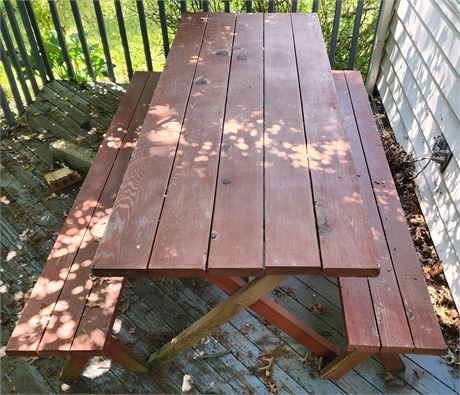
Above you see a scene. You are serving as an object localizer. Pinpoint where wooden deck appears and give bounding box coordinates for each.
[1,80,458,394]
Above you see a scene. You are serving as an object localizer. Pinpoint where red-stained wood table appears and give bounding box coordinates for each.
[92,12,380,365]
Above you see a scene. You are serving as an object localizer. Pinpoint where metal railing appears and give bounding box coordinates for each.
[0,0,380,127]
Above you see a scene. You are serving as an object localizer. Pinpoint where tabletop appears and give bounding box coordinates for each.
[92,12,380,278]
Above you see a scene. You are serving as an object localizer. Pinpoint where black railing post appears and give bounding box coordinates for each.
[136,0,153,71]
[0,13,32,105]
[245,1,252,12]
[0,39,24,114]
[224,0,230,13]
[268,0,275,13]
[292,1,298,12]
[348,0,364,70]
[180,0,187,14]
[48,0,75,78]
[158,1,170,58]
[114,0,133,79]
[23,0,54,80]
[202,1,209,12]
[3,1,39,95]
[329,0,342,67]
[93,0,116,81]
[312,0,320,13]
[70,0,95,79]
[1,86,15,126]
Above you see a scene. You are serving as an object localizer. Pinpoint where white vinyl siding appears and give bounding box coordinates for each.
[376,0,460,308]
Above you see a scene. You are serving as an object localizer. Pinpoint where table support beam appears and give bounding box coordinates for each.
[207,275,339,357]
[148,275,288,366]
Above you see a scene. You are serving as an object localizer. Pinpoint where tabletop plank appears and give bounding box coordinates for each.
[148,13,236,276]
[93,14,207,275]
[207,13,264,276]
[264,13,321,274]
[292,13,380,277]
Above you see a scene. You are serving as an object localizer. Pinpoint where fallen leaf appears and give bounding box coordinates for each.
[384,371,394,382]
[308,303,324,314]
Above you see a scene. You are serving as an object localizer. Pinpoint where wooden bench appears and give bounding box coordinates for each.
[6,71,160,381]
[320,71,446,379]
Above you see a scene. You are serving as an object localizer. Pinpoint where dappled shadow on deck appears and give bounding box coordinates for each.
[0,80,458,394]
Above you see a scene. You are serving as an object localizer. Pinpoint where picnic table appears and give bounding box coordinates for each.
[7,12,445,382]
[92,12,381,366]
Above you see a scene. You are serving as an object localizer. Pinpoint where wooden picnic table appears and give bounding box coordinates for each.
[89,12,382,367]
[7,13,445,381]
[92,12,380,279]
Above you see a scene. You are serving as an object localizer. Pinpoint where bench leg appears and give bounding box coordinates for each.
[320,351,372,379]
[378,354,405,372]
[207,275,339,357]
[60,355,90,381]
[149,275,288,366]
[105,335,149,372]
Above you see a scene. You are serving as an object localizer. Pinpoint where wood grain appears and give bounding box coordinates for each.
[92,14,208,275]
[6,72,150,355]
[344,70,445,354]
[207,13,264,276]
[334,71,413,353]
[38,72,159,354]
[292,13,380,277]
[149,13,236,276]
[264,13,321,274]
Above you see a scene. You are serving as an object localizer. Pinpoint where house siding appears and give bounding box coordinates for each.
[376,0,460,308]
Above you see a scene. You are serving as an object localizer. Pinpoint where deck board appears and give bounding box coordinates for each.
[1,76,456,395]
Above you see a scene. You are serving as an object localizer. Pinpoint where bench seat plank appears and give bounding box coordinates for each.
[291,13,380,278]
[334,71,414,353]
[6,72,150,356]
[37,72,159,354]
[334,70,445,355]
[207,13,264,276]
[343,70,445,354]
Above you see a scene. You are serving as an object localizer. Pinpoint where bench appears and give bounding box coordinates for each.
[320,71,446,378]
[6,71,160,381]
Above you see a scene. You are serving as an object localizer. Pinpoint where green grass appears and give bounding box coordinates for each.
[1,0,379,113]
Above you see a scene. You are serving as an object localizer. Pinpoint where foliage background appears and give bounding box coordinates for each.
[0,0,379,110]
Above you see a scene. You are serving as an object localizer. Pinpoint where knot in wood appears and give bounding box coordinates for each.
[195,76,209,85]
[222,178,231,185]
[213,49,229,57]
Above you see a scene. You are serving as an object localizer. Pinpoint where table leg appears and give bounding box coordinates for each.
[378,354,405,372]
[60,355,90,381]
[148,275,288,366]
[207,275,339,357]
[105,335,150,372]
[320,351,372,379]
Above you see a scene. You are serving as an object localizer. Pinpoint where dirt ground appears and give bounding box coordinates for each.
[373,95,459,362]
